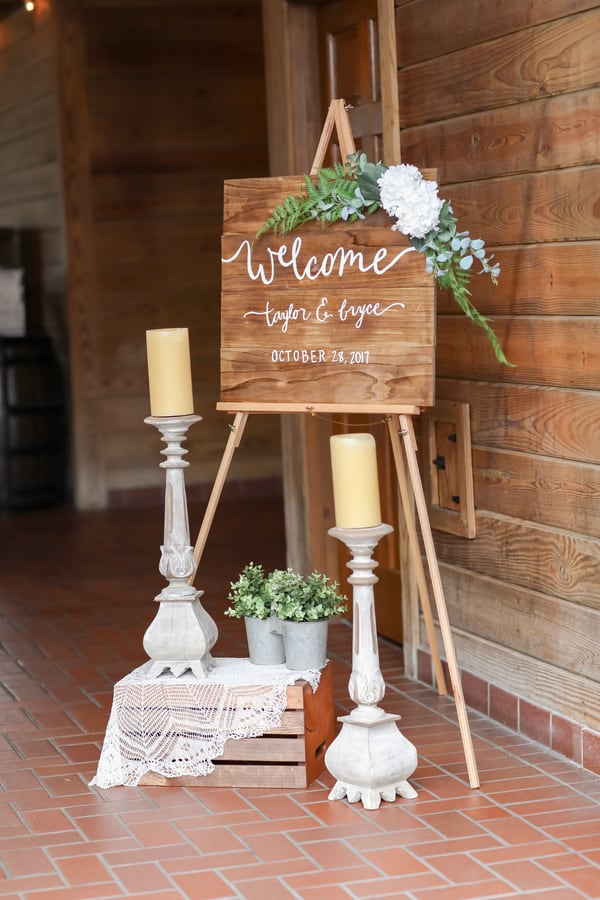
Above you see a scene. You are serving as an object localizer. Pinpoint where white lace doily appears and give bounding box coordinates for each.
[90,658,322,788]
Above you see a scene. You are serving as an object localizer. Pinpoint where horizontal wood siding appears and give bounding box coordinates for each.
[0,7,67,358]
[399,7,600,125]
[1,1,277,505]
[397,0,600,728]
[80,0,277,496]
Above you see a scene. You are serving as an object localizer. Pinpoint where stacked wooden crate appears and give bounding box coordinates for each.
[140,663,335,789]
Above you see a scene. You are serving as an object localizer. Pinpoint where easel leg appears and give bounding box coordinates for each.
[397,414,480,790]
[387,417,447,695]
[189,412,248,583]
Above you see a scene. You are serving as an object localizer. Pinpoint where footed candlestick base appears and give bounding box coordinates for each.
[325,707,418,811]
[143,414,218,679]
[326,524,418,809]
[143,593,217,680]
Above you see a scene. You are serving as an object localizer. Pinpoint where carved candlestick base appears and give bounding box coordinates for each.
[143,415,218,679]
[325,524,418,810]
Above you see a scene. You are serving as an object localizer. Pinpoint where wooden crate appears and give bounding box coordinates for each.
[140,662,335,789]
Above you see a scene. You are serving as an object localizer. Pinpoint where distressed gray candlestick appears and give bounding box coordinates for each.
[325,523,418,809]
[143,414,218,678]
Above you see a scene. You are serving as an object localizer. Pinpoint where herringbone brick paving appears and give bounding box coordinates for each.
[0,498,599,898]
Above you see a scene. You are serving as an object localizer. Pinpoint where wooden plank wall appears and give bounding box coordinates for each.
[0,0,279,507]
[396,0,600,729]
[80,0,279,500]
[0,5,67,363]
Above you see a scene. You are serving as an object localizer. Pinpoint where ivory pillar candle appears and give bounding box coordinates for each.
[330,433,382,528]
[146,328,194,417]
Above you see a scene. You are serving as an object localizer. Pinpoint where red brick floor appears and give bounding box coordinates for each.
[1,497,599,899]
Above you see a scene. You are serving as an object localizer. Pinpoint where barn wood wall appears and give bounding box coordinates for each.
[81,0,278,502]
[0,6,67,362]
[396,0,600,730]
[1,1,278,507]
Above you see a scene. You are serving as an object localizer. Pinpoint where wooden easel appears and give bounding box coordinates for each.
[192,100,480,790]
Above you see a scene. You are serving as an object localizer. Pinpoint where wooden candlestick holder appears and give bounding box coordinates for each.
[143,414,218,678]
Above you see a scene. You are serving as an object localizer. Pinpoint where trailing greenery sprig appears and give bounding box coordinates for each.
[410,201,510,366]
[257,152,512,365]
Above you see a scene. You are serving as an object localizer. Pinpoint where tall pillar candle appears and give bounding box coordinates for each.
[330,433,382,528]
[146,328,194,417]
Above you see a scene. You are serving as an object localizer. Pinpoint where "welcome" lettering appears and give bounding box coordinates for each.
[222,236,415,286]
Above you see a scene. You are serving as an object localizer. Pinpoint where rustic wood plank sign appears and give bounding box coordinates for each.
[218,174,437,413]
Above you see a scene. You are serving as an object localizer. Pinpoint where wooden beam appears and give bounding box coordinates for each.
[377,0,401,164]
[262,0,333,574]
[261,0,321,175]
[53,0,106,508]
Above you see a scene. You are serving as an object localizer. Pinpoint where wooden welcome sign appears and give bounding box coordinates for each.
[218,173,437,413]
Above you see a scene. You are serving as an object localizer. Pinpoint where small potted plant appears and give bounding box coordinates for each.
[267,568,348,670]
[224,562,285,665]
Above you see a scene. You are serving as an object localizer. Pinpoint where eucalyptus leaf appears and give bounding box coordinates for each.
[356,174,381,204]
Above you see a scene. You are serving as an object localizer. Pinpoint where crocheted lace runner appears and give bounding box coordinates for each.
[90,658,322,788]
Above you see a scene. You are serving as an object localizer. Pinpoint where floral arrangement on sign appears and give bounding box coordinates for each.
[257,153,511,365]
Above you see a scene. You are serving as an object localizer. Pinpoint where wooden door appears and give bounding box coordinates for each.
[262,0,410,648]
[315,0,381,163]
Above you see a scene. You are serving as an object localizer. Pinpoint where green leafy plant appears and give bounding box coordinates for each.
[267,568,348,623]
[226,564,347,623]
[224,562,272,620]
[257,152,512,366]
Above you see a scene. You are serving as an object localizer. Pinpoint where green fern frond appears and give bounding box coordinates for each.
[256,153,381,237]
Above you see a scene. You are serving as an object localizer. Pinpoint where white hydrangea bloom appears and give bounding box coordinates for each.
[378,164,444,239]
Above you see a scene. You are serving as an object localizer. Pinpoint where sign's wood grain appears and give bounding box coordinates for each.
[220,175,436,411]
